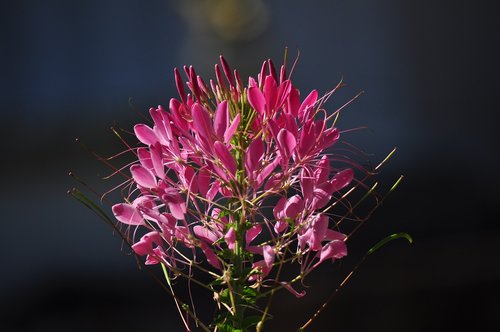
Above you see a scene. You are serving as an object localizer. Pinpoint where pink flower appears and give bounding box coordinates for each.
[106,56,367,326]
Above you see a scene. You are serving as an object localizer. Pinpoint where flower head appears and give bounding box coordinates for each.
[103,55,387,331]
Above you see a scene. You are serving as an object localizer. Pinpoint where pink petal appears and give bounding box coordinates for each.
[276,80,292,110]
[145,247,165,265]
[245,138,264,175]
[134,124,158,145]
[286,86,301,116]
[277,129,296,159]
[112,203,143,225]
[284,195,304,219]
[213,101,229,139]
[247,86,266,115]
[224,227,236,251]
[150,143,165,179]
[132,231,162,256]
[273,197,287,220]
[310,214,329,251]
[331,169,354,192]
[314,156,331,184]
[298,121,316,158]
[150,108,170,145]
[264,172,283,192]
[224,113,240,143]
[248,260,272,281]
[179,165,197,193]
[192,103,215,143]
[197,168,211,197]
[206,181,220,201]
[319,127,340,149]
[315,240,347,267]
[281,282,306,298]
[325,229,347,242]
[298,90,318,120]
[200,242,221,270]
[312,182,335,209]
[263,75,277,114]
[137,147,153,170]
[300,168,314,202]
[262,245,275,268]
[168,201,186,220]
[130,164,157,189]
[193,225,220,244]
[174,67,186,104]
[245,224,262,245]
[274,220,288,234]
[255,158,281,188]
[169,98,189,132]
[214,141,237,175]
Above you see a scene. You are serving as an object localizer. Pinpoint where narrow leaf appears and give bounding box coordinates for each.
[367,232,413,255]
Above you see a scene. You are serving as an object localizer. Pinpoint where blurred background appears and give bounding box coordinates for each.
[1,0,499,331]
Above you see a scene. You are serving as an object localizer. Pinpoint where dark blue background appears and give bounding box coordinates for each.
[2,0,499,331]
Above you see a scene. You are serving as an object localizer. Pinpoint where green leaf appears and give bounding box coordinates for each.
[367,232,413,256]
[241,286,258,304]
[218,248,235,260]
[219,288,230,305]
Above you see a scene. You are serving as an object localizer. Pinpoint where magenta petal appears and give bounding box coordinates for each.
[315,240,347,267]
[132,238,152,256]
[277,129,297,159]
[214,101,229,139]
[224,227,236,251]
[248,86,266,115]
[245,138,264,175]
[130,164,157,189]
[112,203,143,225]
[132,231,162,256]
[331,169,354,191]
[273,197,287,220]
[298,121,316,157]
[264,172,283,192]
[214,141,237,175]
[310,214,329,251]
[287,87,301,116]
[168,201,186,220]
[256,157,280,188]
[245,224,262,245]
[312,181,334,209]
[263,75,277,114]
[325,229,347,242]
[284,195,304,219]
[150,143,165,179]
[300,168,314,202]
[274,220,288,234]
[298,90,318,120]
[137,147,153,170]
[134,124,158,145]
[281,283,306,298]
[200,242,221,270]
[197,168,211,196]
[314,156,331,184]
[319,128,340,149]
[224,113,240,143]
[193,225,220,244]
[262,245,275,268]
[150,108,169,145]
[192,103,215,143]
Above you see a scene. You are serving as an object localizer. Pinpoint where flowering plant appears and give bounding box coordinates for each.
[71,54,409,331]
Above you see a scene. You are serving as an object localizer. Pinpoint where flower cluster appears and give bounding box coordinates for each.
[111,56,358,330]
